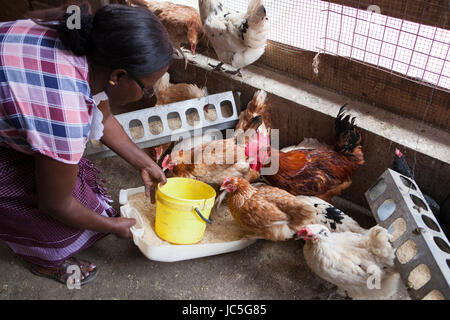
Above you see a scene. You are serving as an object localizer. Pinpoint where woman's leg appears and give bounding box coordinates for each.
[0,147,117,283]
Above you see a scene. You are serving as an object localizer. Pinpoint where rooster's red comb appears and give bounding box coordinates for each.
[161,154,170,169]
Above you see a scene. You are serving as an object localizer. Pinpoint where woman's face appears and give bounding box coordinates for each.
[106,65,168,107]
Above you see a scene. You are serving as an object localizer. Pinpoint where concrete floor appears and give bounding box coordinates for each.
[0,156,409,300]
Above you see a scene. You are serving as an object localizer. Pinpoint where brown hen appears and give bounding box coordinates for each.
[127,0,203,68]
[220,177,353,241]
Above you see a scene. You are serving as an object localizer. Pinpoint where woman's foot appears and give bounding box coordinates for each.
[30,257,98,286]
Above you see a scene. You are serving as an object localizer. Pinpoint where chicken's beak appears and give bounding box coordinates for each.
[295,228,316,241]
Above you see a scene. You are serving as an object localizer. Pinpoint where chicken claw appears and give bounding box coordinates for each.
[225,68,242,77]
[208,61,225,72]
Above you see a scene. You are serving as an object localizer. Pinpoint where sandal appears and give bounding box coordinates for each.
[30,257,98,286]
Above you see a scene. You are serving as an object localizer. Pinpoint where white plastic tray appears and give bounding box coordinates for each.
[119,186,257,262]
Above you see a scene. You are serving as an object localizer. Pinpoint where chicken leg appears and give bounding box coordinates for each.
[208,62,242,77]
[225,68,242,77]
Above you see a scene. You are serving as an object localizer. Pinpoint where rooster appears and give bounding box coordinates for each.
[260,104,365,202]
[220,177,366,241]
[127,0,203,68]
[297,224,400,299]
[199,0,269,76]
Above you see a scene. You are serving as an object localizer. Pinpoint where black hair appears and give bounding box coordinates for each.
[29,2,173,76]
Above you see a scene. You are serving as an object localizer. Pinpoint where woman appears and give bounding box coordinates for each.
[0,3,172,285]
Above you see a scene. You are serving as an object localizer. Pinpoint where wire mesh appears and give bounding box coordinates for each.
[320,0,450,92]
[165,0,449,129]
[170,0,449,93]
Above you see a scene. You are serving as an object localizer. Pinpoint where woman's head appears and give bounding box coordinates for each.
[29,2,173,106]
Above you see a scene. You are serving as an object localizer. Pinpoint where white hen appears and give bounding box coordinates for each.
[298,224,400,299]
[199,0,269,76]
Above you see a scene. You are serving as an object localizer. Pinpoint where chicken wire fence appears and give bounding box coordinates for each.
[170,0,449,93]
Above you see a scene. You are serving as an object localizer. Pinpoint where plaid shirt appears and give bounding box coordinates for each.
[0,19,94,164]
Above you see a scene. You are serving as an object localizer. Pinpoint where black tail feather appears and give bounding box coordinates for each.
[334,104,361,153]
[325,206,344,231]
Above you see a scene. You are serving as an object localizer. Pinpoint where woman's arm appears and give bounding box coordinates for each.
[98,100,166,202]
[34,153,135,238]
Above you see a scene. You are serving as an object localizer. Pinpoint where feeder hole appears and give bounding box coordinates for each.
[203,104,217,121]
[388,218,406,242]
[148,116,163,135]
[408,264,431,290]
[433,237,450,254]
[422,290,444,300]
[186,108,200,126]
[129,119,144,139]
[410,194,428,212]
[421,215,440,232]
[377,199,396,221]
[368,178,387,201]
[399,175,417,190]
[167,112,182,130]
[220,100,233,118]
[396,239,417,264]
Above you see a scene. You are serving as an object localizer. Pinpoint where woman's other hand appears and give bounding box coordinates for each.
[110,217,137,239]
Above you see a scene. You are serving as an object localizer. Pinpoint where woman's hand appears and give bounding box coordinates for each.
[98,101,167,203]
[140,159,167,203]
[110,217,137,239]
[34,154,137,238]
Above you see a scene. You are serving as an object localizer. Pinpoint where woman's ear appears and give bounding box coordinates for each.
[109,69,129,86]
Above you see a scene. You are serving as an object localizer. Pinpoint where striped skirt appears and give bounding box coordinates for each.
[0,146,117,268]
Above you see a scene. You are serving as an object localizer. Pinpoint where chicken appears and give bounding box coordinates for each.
[295,195,366,234]
[220,177,364,241]
[260,104,365,202]
[153,72,207,106]
[127,0,203,68]
[234,90,271,135]
[297,224,400,299]
[161,134,265,188]
[199,0,269,76]
[160,86,275,184]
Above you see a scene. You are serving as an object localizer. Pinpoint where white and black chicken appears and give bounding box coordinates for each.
[199,0,269,76]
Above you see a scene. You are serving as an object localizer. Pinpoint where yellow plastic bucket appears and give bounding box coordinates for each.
[155,177,216,245]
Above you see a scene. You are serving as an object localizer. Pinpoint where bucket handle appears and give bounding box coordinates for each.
[194,207,213,224]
